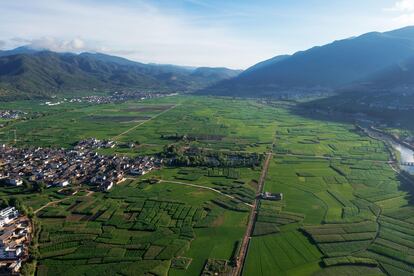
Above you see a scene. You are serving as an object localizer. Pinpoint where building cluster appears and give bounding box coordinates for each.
[0,207,30,274]
[0,110,27,120]
[0,138,162,192]
[44,91,177,106]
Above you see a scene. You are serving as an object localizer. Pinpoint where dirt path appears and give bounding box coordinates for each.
[159,179,253,208]
[111,104,179,141]
[234,151,273,276]
[34,198,67,214]
[34,190,94,214]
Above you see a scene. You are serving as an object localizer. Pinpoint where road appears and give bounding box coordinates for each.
[159,180,253,208]
[111,104,179,141]
[233,151,273,276]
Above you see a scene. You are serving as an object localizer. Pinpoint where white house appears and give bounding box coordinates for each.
[0,207,19,227]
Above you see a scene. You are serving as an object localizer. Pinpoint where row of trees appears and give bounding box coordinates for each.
[162,144,263,168]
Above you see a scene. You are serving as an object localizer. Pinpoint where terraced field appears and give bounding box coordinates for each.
[34,179,251,275]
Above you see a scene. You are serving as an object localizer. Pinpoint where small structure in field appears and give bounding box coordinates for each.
[261,192,283,201]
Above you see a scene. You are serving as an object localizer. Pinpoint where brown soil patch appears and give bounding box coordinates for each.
[249,180,259,190]
[125,104,175,112]
[212,214,225,227]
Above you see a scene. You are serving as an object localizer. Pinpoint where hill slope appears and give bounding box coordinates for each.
[203,26,414,97]
[301,56,414,129]
[0,49,241,100]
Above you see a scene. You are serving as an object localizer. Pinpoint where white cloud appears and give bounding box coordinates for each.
[0,0,277,68]
[27,37,91,52]
[385,0,414,27]
[388,0,414,12]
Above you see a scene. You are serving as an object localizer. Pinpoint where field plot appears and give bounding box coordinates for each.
[34,179,250,275]
[244,230,322,276]
[0,99,179,149]
[1,96,281,156]
[117,97,280,153]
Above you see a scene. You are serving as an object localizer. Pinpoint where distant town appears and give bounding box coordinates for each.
[0,138,162,192]
[0,111,27,120]
[44,91,178,106]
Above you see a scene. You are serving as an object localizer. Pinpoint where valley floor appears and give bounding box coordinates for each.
[0,96,413,275]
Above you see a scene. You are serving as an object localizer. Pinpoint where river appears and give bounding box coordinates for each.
[393,143,414,174]
[361,126,414,175]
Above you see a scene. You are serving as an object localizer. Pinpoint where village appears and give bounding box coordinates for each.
[0,138,162,192]
[0,207,31,275]
[0,111,27,120]
[44,91,178,106]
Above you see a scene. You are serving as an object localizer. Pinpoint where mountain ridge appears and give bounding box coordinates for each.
[202,26,414,97]
[0,47,241,100]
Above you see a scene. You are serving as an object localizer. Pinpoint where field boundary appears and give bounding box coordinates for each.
[111,104,179,140]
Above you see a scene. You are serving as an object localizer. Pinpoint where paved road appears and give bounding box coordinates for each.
[111,104,179,141]
[233,151,273,276]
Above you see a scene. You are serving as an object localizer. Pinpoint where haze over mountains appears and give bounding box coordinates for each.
[203,26,414,97]
[0,47,241,100]
[1,26,414,101]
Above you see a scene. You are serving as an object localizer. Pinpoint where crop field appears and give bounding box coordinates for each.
[0,99,179,149]
[1,96,280,155]
[244,106,413,276]
[32,179,250,275]
[1,96,414,275]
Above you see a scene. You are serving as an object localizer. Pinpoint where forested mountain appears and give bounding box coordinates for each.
[0,48,241,100]
[202,26,414,97]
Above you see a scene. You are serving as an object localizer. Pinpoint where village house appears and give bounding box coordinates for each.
[0,208,30,274]
[0,207,30,274]
[261,192,283,201]
[5,177,23,187]
[0,207,19,228]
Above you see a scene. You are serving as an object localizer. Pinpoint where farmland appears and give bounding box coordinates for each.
[1,96,413,275]
[245,106,414,276]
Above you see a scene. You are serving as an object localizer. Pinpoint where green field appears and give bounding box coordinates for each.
[1,96,413,275]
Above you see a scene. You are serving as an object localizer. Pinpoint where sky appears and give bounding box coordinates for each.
[0,0,414,69]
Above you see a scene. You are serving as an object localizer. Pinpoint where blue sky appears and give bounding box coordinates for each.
[0,0,413,68]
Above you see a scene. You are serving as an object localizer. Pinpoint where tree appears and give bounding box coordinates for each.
[34,182,46,193]
[9,197,22,209]
[24,180,33,191]
[0,197,9,208]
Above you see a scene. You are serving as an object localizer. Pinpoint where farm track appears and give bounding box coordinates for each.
[158,179,253,208]
[111,104,179,140]
[34,190,94,214]
[234,150,273,276]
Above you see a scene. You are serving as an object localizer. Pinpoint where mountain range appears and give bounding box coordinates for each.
[202,26,414,97]
[0,47,241,100]
[2,26,414,102]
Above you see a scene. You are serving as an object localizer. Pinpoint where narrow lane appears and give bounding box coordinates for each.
[234,150,273,276]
